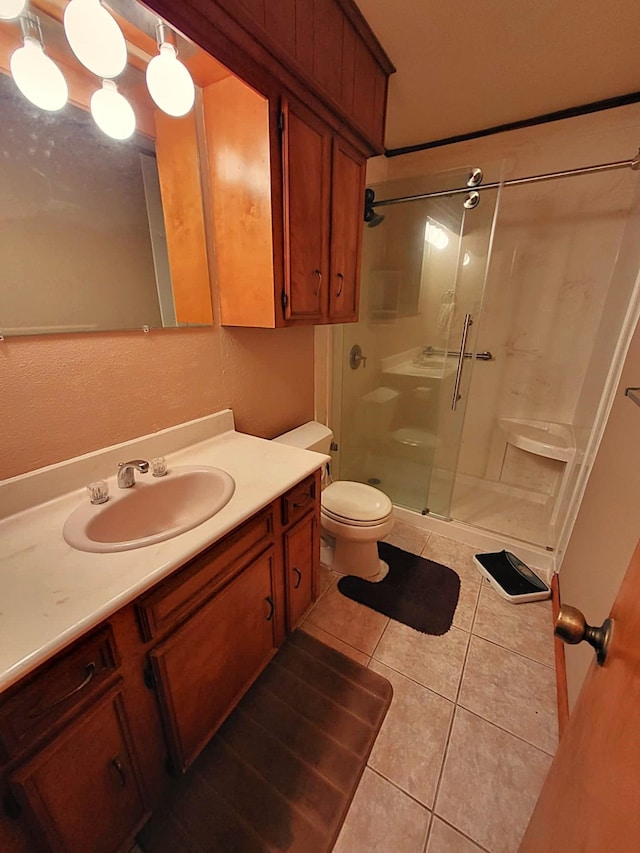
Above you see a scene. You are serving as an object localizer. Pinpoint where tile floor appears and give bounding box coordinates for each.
[304,519,558,853]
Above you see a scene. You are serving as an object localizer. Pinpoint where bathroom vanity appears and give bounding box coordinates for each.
[0,414,324,852]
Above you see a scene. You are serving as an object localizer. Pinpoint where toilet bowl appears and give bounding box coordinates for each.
[273,422,394,581]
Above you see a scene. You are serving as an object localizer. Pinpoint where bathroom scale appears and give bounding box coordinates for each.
[473,550,550,603]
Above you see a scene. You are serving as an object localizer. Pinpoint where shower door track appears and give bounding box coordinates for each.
[369,148,640,208]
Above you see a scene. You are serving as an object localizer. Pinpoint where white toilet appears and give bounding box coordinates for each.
[273,421,394,581]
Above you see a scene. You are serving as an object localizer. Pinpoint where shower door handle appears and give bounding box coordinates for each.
[451,313,473,411]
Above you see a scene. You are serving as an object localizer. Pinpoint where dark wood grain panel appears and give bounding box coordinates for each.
[284,513,317,630]
[313,0,345,103]
[329,136,366,322]
[263,0,296,57]
[150,550,278,772]
[282,98,331,321]
[10,685,146,853]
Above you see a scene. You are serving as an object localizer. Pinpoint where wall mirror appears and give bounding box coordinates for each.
[0,0,271,336]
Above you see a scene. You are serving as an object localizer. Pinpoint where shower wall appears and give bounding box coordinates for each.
[377,104,640,499]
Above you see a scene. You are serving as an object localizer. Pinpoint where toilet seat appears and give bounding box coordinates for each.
[321,481,392,525]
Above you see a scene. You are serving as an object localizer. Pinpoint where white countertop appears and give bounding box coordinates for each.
[0,422,327,693]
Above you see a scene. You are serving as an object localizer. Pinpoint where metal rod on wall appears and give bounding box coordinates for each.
[369,149,640,209]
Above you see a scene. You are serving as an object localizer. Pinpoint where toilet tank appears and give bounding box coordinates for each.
[272,421,333,454]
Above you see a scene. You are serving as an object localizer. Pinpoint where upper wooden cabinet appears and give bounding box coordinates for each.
[209,0,394,152]
[140,0,393,327]
[283,98,364,325]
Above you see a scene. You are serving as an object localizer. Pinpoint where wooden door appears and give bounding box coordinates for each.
[11,685,145,853]
[284,512,317,630]
[328,135,365,323]
[521,538,640,851]
[281,97,331,321]
[150,549,277,773]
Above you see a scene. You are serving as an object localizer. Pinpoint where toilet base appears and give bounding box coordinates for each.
[332,537,390,582]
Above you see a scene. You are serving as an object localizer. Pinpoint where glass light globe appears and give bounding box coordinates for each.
[0,0,26,20]
[146,42,195,117]
[10,38,68,112]
[63,0,127,79]
[90,80,135,140]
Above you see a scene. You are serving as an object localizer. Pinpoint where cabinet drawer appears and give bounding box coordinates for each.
[0,628,119,760]
[11,684,146,853]
[137,508,274,641]
[281,474,317,527]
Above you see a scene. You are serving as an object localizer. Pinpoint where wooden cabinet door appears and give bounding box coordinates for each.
[284,513,317,631]
[282,97,331,321]
[11,685,145,853]
[328,135,365,322]
[150,549,277,773]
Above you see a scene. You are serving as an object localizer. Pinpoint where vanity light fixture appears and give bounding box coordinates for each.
[90,79,135,140]
[0,0,26,20]
[145,22,195,117]
[10,13,68,111]
[63,0,127,79]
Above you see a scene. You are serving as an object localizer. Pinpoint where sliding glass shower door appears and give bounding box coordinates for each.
[334,173,499,519]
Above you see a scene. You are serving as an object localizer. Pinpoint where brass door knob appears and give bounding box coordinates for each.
[555,605,613,666]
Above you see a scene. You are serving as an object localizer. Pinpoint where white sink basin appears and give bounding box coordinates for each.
[63,465,235,553]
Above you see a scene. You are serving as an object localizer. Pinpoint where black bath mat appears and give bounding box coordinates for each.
[337,541,460,635]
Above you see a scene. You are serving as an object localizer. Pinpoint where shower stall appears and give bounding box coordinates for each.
[330,146,640,560]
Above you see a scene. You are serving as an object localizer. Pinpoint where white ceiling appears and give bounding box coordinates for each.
[356,0,640,150]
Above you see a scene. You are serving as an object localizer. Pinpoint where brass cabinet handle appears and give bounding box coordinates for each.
[313,269,322,297]
[27,662,97,719]
[111,756,127,788]
[265,596,274,621]
[293,568,302,590]
[555,605,614,666]
[336,272,344,297]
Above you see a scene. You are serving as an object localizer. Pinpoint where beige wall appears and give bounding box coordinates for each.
[1,323,314,480]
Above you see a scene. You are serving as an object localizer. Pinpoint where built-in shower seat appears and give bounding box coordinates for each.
[488,417,581,543]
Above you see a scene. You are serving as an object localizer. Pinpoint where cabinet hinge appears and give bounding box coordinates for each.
[143,663,156,691]
[281,290,288,313]
[278,111,285,133]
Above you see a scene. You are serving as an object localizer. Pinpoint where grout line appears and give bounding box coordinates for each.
[469,631,557,670]
[454,701,557,757]
[428,575,481,821]
[304,613,386,660]
[368,654,460,707]
[365,766,433,813]
[431,815,494,853]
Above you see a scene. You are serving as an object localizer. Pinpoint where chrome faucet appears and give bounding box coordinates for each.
[117,459,149,489]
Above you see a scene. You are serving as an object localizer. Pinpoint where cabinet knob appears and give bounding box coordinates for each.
[555,605,613,665]
[336,272,344,297]
[293,567,302,589]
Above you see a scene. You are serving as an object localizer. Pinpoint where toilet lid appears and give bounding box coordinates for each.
[322,481,393,523]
